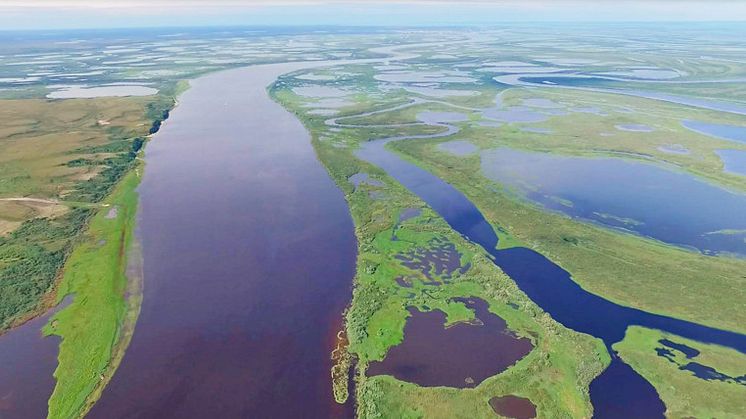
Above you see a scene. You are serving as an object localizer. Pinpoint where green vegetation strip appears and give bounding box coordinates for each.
[614,326,746,419]
[43,168,141,419]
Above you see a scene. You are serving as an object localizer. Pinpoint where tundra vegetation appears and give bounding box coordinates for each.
[274,82,610,417]
[272,30,746,416]
[2,26,746,418]
[0,85,178,418]
[0,29,423,417]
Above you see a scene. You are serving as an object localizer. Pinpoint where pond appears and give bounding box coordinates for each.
[47,84,157,98]
[682,120,746,144]
[367,298,534,388]
[489,395,537,419]
[417,111,469,124]
[717,149,746,176]
[482,106,548,123]
[480,148,746,256]
[658,144,690,155]
[616,123,654,132]
[437,140,478,156]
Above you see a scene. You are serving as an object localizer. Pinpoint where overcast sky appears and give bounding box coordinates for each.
[2,1,746,30]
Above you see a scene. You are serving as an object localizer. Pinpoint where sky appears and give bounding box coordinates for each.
[2,0,746,30]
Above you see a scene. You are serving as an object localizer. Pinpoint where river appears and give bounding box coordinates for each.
[87,63,358,418]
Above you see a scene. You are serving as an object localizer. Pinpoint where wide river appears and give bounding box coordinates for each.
[88,64,357,418]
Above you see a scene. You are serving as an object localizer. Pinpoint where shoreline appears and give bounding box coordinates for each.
[41,92,181,418]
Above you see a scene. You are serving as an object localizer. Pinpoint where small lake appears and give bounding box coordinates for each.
[417,111,469,124]
[514,77,746,116]
[658,144,690,155]
[682,120,746,144]
[47,84,157,98]
[403,86,478,98]
[482,106,548,123]
[717,149,746,176]
[367,298,534,388]
[437,140,478,156]
[489,395,537,419]
[375,71,477,84]
[616,123,654,132]
[481,148,746,256]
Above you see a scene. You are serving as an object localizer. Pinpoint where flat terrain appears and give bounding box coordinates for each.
[275,72,611,418]
[1,25,745,418]
[272,27,746,416]
[0,95,162,331]
[0,84,175,417]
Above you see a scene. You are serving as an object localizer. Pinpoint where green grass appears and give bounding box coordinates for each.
[614,326,746,419]
[35,89,177,418]
[42,168,141,419]
[0,95,164,332]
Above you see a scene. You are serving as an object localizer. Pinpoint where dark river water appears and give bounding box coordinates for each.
[0,300,68,418]
[355,126,746,418]
[88,64,357,418]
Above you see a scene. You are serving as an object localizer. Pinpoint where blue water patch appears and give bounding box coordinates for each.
[437,140,478,156]
[656,339,746,386]
[616,123,654,132]
[659,339,700,358]
[480,148,746,256]
[683,120,746,144]
[717,149,746,176]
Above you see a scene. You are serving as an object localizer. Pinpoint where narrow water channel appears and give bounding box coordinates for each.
[353,118,746,418]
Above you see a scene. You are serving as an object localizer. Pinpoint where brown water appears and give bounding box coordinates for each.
[88,63,357,418]
[489,395,537,419]
[0,300,67,418]
[367,297,534,388]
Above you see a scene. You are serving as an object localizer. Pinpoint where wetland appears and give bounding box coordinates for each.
[2,24,746,419]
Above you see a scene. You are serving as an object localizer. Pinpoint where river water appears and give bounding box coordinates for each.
[0,301,66,418]
[88,64,357,418]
